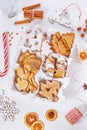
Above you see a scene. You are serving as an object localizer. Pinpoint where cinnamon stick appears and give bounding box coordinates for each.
[23,9,33,14]
[34,10,43,19]
[24,10,33,18]
[22,3,40,11]
[14,19,32,25]
[24,14,32,18]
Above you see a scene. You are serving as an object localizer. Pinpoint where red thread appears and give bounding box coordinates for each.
[62,3,82,21]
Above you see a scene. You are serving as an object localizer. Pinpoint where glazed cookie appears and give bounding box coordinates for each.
[42,53,68,78]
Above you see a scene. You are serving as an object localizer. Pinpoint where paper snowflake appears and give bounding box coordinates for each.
[0,89,20,121]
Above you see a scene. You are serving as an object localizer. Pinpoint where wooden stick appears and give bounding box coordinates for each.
[22,3,40,11]
[14,19,32,25]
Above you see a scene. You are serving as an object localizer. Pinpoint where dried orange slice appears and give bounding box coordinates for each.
[24,112,39,128]
[45,109,58,121]
[79,51,87,60]
[31,120,44,130]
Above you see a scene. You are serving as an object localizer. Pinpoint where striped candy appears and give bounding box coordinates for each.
[0,32,8,77]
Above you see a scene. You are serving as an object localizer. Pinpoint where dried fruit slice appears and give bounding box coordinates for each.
[45,109,58,121]
[78,51,87,60]
[24,112,39,128]
[31,120,44,130]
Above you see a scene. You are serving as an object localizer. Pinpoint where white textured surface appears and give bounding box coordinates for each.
[0,0,87,130]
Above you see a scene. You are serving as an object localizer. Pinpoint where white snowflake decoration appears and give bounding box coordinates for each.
[0,89,20,121]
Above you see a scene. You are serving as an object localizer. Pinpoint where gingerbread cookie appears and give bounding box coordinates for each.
[14,50,42,93]
[42,53,68,78]
[49,32,74,57]
[38,79,61,102]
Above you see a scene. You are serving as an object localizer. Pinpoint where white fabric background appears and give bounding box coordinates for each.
[0,0,87,130]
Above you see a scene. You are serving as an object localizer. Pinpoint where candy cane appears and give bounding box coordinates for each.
[0,32,8,77]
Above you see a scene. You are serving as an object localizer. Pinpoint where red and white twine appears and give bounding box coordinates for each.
[62,3,82,21]
[0,32,9,77]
